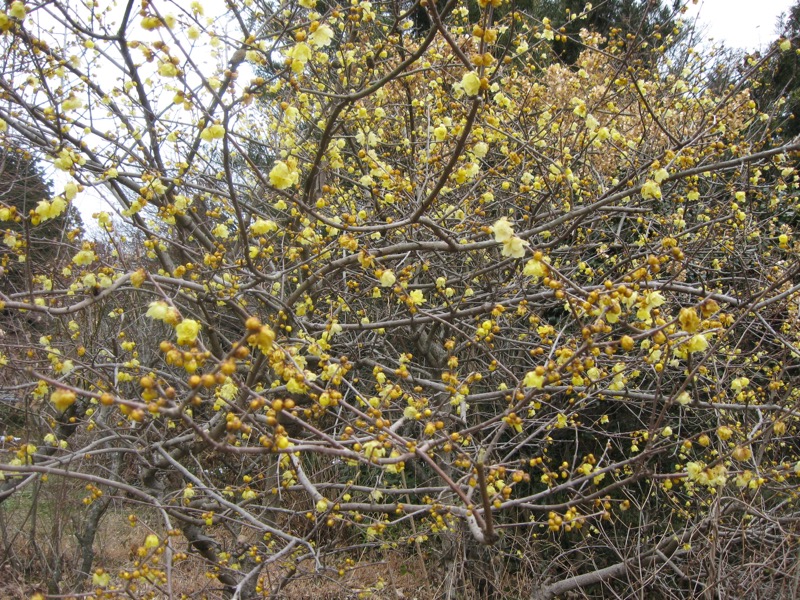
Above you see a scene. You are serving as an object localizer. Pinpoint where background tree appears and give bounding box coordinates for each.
[0,1,799,599]
[751,1,800,141]
[0,144,82,294]
[537,0,685,64]
[411,0,684,66]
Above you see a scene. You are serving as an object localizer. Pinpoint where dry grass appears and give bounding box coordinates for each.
[1,477,541,599]
[261,553,432,600]
[0,489,443,599]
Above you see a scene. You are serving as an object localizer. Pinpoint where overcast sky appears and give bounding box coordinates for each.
[685,0,795,49]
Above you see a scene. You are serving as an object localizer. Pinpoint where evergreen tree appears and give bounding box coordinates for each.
[547,0,684,64]
[411,0,683,64]
[753,2,800,140]
[0,146,81,294]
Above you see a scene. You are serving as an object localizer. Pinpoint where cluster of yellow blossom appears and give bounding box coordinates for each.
[491,217,528,258]
[269,159,300,189]
[685,461,727,488]
[34,197,67,221]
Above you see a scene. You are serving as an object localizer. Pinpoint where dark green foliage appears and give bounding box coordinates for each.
[753,2,800,140]
[536,0,684,64]
[0,146,81,294]
[410,0,683,65]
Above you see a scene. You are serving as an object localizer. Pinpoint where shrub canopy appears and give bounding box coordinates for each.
[1,0,799,598]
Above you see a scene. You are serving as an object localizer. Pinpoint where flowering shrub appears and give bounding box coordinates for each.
[1,0,799,597]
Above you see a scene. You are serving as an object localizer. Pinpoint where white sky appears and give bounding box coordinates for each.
[685,0,795,49]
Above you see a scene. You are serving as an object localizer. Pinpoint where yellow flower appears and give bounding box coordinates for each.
[686,334,708,354]
[473,141,488,158]
[523,369,545,389]
[130,269,146,287]
[251,218,277,235]
[269,160,299,189]
[501,236,528,258]
[9,1,26,20]
[287,42,312,72]
[572,99,587,118]
[146,302,166,320]
[731,377,750,393]
[146,301,180,324]
[522,255,550,277]
[144,534,160,548]
[212,224,230,239]
[678,307,700,333]
[717,425,733,441]
[636,291,665,322]
[158,61,179,77]
[640,179,661,200]
[408,290,425,305]
[50,388,76,412]
[72,249,97,266]
[653,168,669,183]
[363,440,386,461]
[433,124,447,141]
[309,23,334,48]
[461,71,481,96]
[286,377,307,395]
[385,451,404,473]
[62,96,82,111]
[380,270,396,287]
[315,498,329,512]
[53,148,83,171]
[175,319,201,345]
[700,298,720,317]
[218,380,237,401]
[491,217,515,243]
[141,16,161,30]
[732,446,752,461]
[35,197,67,221]
[686,461,703,481]
[92,569,111,588]
[707,464,728,487]
[601,300,622,324]
[200,123,225,141]
[248,325,275,354]
[735,470,754,488]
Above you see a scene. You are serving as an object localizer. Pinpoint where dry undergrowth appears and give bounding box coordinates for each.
[0,493,446,600]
